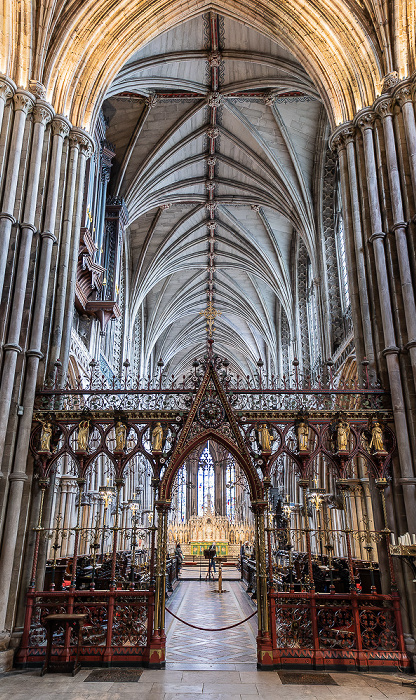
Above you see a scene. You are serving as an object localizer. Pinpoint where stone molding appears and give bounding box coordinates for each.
[3,343,22,353]
[39,230,57,243]
[8,472,28,482]
[369,231,387,242]
[382,345,400,356]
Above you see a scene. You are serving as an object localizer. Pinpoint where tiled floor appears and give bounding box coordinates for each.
[165,580,257,664]
[0,668,415,700]
[180,564,242,580]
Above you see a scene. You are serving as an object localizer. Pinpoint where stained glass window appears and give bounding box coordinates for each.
[336,211,350,312]
[197,444,215,516]
[176,464,187,521]
[226,460,236,521]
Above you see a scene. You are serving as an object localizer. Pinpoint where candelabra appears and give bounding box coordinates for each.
[283,495,295,590]
[98,479,116,562]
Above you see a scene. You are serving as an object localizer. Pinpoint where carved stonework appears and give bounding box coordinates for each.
[13,91,34,114]
[0,77,15,102]
[356,111,376,131]
[52,116,71,139]
[33,103,54,126]
[208,91,222,107]
[395,85,413,107]
[381,71,399,94]
[206,127,219,139]
[28,80,46,99]
[207,51,221,67]
[375,98,393,120]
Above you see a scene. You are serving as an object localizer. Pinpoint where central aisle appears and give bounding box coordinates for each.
[165,580,257,667]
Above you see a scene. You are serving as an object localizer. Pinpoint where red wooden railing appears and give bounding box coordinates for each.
[16,589,154,666]
[269,590,410,670]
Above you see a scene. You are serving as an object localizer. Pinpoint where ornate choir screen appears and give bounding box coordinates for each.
[16,354,410,670]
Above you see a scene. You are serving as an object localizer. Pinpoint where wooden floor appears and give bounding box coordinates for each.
[165,579,257,668]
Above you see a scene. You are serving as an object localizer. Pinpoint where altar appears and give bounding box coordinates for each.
[190,541,228,556]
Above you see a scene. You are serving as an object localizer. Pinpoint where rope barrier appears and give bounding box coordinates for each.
[165,606,257,631]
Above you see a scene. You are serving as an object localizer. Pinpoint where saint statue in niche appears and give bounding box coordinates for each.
[296,419,309,452]
[77,420,90,451]
[115,421,127,451]
[258,423,274,453]
[152,422,164,452]
[370,421,386,453]
[39,421,53,452]
[336,418,350,452]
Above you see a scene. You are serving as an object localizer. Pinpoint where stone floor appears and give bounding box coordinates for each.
[1,668,415,700]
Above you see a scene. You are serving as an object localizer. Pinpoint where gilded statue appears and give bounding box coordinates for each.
[152,422,164,452]
[115,421,127,451]
[296,420,309,452]
[77,420,90,452]
[39,421,53,452]
[258,423,273,453]
[336,418,350,452]
[370,421,385,453]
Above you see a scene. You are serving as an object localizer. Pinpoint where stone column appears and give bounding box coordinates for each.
[0,76,16,134]
[394,83,416,205]
[0,116,69,634]
[374,97,416,388]
[60,129,94,382]
[357,111,416,533]
[330,126,375,372]
[0,90,34,302]
[47,133,81,377]
[0,102,53,473]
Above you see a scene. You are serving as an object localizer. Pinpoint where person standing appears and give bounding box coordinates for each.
[208,541,217,580]
[175,542,184,576]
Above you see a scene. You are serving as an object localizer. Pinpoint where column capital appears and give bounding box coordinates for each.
[355,108,377,131]
[0,75,16,102]
[374,96,393,120]
[328,122,354,151]
[52,115,71,138]
[70,127,94,157]
[33,100,54,126]
[394,82,414,107]
[13,90,35,114]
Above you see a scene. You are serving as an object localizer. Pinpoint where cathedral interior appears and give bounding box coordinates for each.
[1,1,416,695]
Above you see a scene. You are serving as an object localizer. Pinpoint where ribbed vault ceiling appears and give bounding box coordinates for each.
[103,14,327,377]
